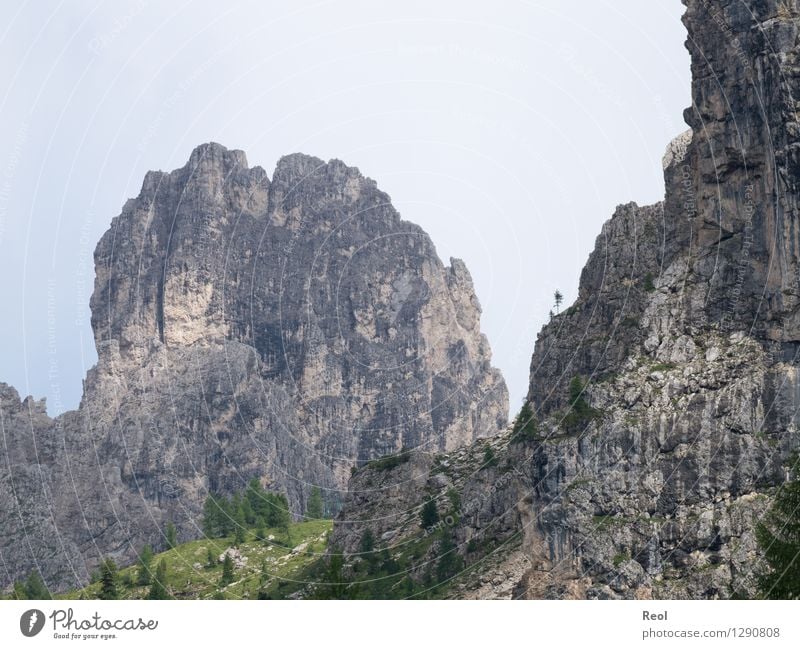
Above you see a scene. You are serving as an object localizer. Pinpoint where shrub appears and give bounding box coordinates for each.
[563,377,600,433]
[511,401,539,443]
[643,272,656,292]
[757,470,800,598]
[370,448,412,471]
[420,499,439,529]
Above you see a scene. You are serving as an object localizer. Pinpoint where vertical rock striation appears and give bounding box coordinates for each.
[0,144,507,591]
[331,0,800,599]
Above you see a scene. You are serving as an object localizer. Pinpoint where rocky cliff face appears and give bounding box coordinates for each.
[330,0,800,599]
[0,145,507,592]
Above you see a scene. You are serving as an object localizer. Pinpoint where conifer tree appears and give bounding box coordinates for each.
[553,289,563,313]
[420,499,439,529]
[220,552,235,587]
[246,478,268,521]
[23,570,51,599]
[318,548,349,599]
[511,401,539,443]
[165,522,177,549]
[269,493,292,543]
[307,486,323,519]
[98,559,119,600]
[203,495,224,538]
[435,530,464,585]
[147,560,170,600]
[757,473,800,599]
[136,545,154,586]
[255,518,267,541]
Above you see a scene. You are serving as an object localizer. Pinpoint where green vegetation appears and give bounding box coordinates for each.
[563,376,600,433]
[315,548,351,599]
[446,488,461,513]
[564,478,591,494]
[147,560,170,600]
[310,525,467,600]
[13,570,51,600]
[220,553,235,587]
[98,559,119,600]
[650,362,677,373]
[45,519,333,601]
[306,486,324,519]
[369,449,412,471]
[757,470,800,599]
[643,272,656,292]
[165,522,177,550]
[592,515,615,532]
[136,545,154,586]
[435,530,464,585]
[554,289,563,314]
[613,552,630,567]
[511,401,539,443]
[420,499,439,529]
[482,446,498,468]
[203,479,291,542]
[359,529,376,556]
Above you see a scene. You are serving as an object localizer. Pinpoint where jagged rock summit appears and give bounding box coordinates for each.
[331,0,800,599]
[0,143,508,591]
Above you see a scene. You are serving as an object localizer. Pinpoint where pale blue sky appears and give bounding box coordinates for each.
[0,0,689,415]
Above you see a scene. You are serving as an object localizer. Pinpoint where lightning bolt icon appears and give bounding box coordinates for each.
[28,612,38,633]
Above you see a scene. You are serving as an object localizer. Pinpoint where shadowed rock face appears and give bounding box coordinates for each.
[0,145,507,592]
[331,0,800,599]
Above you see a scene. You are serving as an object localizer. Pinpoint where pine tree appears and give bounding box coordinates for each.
[511,401,539,443]
[563,376,597,432]
[435,531,463,585]
[269,493,292,543]
[206,548,216,569]
[242,498,255,526]
[318,548,349,599]
[359,529,376,567]
[12,581,26,600]
[136,545,154,586]
[446,488,461,514]
[553,289,563,313]
[98,558,119,600]
[359,529,375,554]
[23,570,51,599]
[255,518,266,541]
[257,560,272,600]
[246,478,265,519]
[757,474,800,598]
[202,495,225,538]
[307,486,323,519]
[165,522,177,549]
[147,560,170,600]
[233,499,247,545]
[220,552,235,587]
[234,523,247,546]
[216,495,233,536]
[420,499,439,529]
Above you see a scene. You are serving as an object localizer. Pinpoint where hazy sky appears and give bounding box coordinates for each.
[0,0,690,416]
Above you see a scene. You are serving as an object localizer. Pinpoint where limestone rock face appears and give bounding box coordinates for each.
[331,0,800,599]
[0,145,507,591]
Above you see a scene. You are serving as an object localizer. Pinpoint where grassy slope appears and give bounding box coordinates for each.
[57,520,332,600]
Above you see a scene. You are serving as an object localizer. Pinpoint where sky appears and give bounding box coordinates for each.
[0,0,690,416]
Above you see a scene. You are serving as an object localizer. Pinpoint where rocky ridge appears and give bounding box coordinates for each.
[330,0,800,599]
[0,146,507,592]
